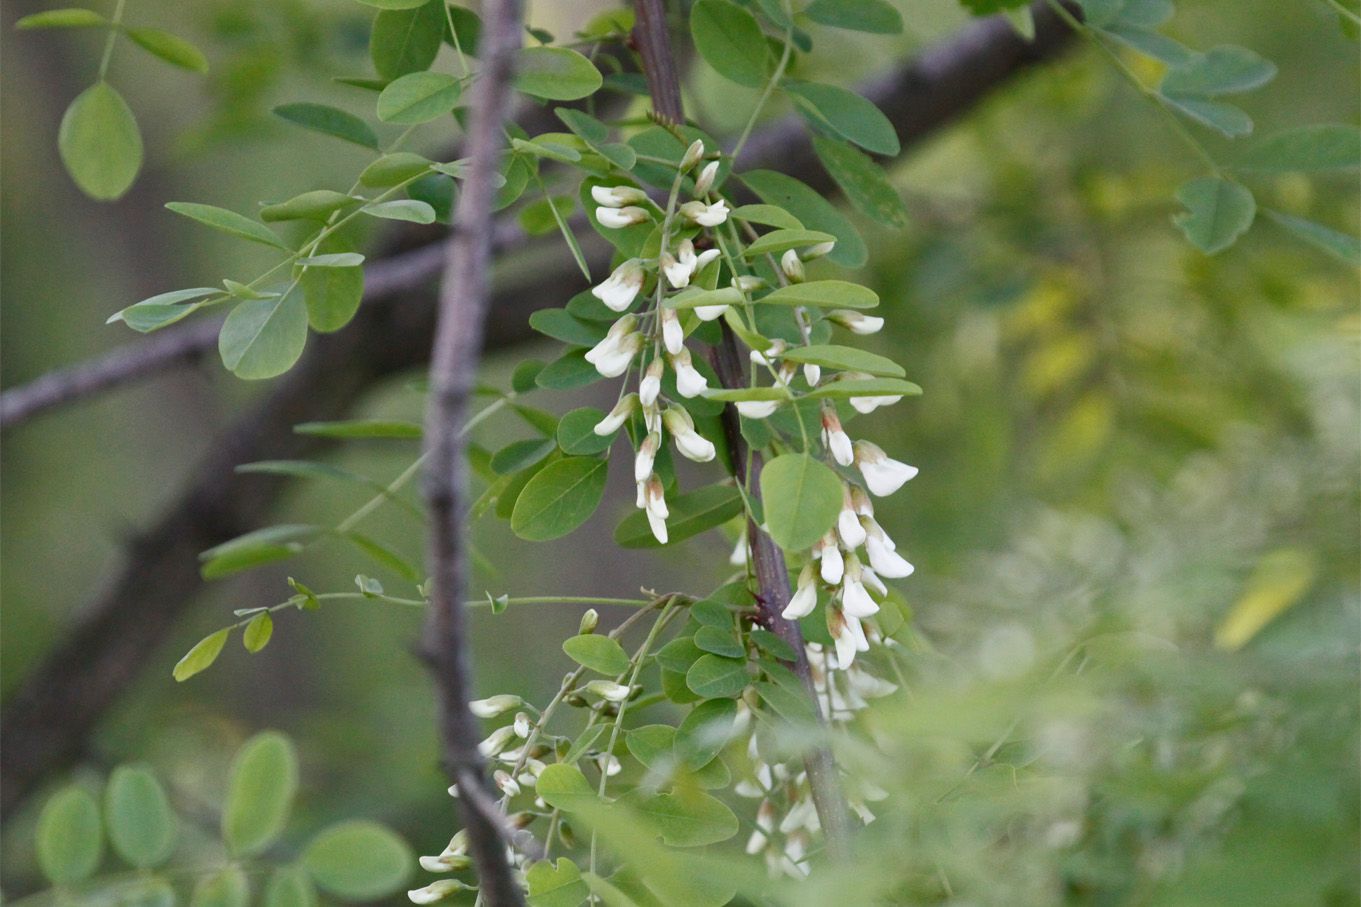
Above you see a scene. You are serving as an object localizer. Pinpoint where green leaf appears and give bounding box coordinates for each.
[1172,177,1256,255]
[191,867,249,907]
[693,625,743,658]
[59,82,142,201]
[126,27,209,73]
[105,765,177,868]
[1234,125,1361,172]
[299,262,362,333]
[120,878,177,907]
[303,821,412,900]
[614,484,743,548]
[111,287,220,332]
[295,418,422,439]
[555,108,637,169]
[166,202,288,249]
[173,629,230,681]
[353,0,429,8]
[690,598,732,627]
[741,229,837,258]
[360,152,434,186]
[676,698,738,768]
[200,524,317,579]
[530,308,607,346]
[223,732,299,857]
[739,169,868,267]
[731,204,804,230]
[37,786,103,885]
[1159,94,1253,138]
[760,453,842,551]
[371,0,445,79]
[490,438,557,475]
[17,8,108,28]
[750,628,797,661]
[264,867,318,907]
[376,71,462,124]
[656,637,705,674]
[802,0,902,33]
[780,343,904,377]
[261,190,361,222]
[1160,45,1276,97]
[536,764,598,813]
[690,0,770,88]
[557,407,615,455]
[536,349,604,390]
[1264,210,1361,266]
[362,199,436,223]
[685,653,749,699]
[511,457,609,541]
[807,377,922,399]
[812,137,909,227]
[632,788,739,847]
[219,284,309,379]
[243,613,274,653]
[1101,23,1193,65]
[526,859,590,907]
[273,102,379,149]
[664,286,745,310]
[515,46,603,100]
[762,279,878,309]
[786,81,899,156]
[563,634,631,675]
[299,252,364,268]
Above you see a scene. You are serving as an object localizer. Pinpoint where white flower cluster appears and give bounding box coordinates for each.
[585,141,735,545]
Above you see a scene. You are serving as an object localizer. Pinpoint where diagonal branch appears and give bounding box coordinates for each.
[0,2,1075,430]
[1,1,1076,821]
[418,0,528,902]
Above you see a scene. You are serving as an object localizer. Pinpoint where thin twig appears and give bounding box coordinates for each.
[419,0,527,902]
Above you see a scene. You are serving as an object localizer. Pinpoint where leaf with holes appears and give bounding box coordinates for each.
[1173,177,1255,254]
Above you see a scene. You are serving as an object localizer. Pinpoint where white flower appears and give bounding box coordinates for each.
[594,393,637,436]
[493,769,521,798]
[670,348,708,398]
[596,205,650,228]
[679,198,730,226]
[855,440,918,496]
[803,240,835,259]
[837,491,867,549]
[586,680,632,702]
[841,557,879,618]
[851,485,874,516]
[695,248,721,271]
[861,565,888,596]
[735,399,780,419]
[663,406,716,462]
[680,139,705,171]
[660,306,684,355]
[639,358,663,407]
[866,526,914,578]
[584,315,642,377]
[750,339,787,367]
[818,533,844,585]
[733,275,766,292]
[478,725,517,757]
[513,711,531,738]
[821,409,854,467]
[468,694,521,718]
[591,259,645,312]
[418,853,470,873]
[780,249,805,283]
[804,363,822,387]
[782,564,818,619]
[829,310,884,335]
[634,432,660,483]
[643,475,669,544]
[408,880,470,904]
[662,238,698,288]
[591,185,648,207]
[693,302,730,321]
[694,160,720,195]
[829,609,864,669]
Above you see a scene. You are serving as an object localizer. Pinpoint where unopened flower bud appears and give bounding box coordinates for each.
[802,240,835,260]
[678,199,729,227]
[513,711,531,738]
[680,139,705,171]
[594,393,637,436]
[586,680,632,702]
[469,694,522,718]
[408,880,471,904]
[578,608,599,634]
[829,309,884,335]
[735,399,781,419]
[660,306,684,355]
[591,185,649,208]
[732,274,766,292]
[639,357,664,407]
[694,160,720,195]
[634,432,660,483]
[780,249,805,283]
[670,347,709,398]
[820,409,854,467]
[596,205,651,229]
[782,563,819,619]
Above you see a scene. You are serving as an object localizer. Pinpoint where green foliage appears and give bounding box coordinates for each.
[59,83,143,201]
[760,454,843,550]
[562,633,631,675]
[223,731,299,856]
[104,765,177,868]
[1173,176,1257,254]
[515,47,604,100]
[36,786,103,885]
[510,456,609,541]
[302,821,414,900]
[690,0,771,88]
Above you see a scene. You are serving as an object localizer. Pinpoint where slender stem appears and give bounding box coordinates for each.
[97,0,127,79]
[731,22,795,160]
[420,0,528,901]
[1327,0,1361,25]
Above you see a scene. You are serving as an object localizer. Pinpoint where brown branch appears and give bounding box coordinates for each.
[419,0,527,902]
[1,2,1077,820]
[632,0,858,855]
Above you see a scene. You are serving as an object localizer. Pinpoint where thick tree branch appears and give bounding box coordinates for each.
[418,0,527,901]
[0,3,1075,430]
[2,2,1077,819]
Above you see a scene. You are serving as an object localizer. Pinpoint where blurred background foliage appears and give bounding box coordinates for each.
[1,0,1357,903]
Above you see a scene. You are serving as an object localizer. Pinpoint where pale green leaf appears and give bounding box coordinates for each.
[105,765,177,868]
[17,8,108,28]
[762,279,878,309]
[760,453,842,550]
[36,786,103,885]
[690,0,770,88]
[562,634,631,675]
[126,27,209,73]
[1172,176,1256,254]
[303,821,412,900]
[59,83,142,201]
[786,81,900,156]
[515,47,602,100]
[218,284,309,379]
[370,0,444,79]
[510,457,609,541]
[273,103,379,149]
[1234,125,1361,172]
[166,202,289,249]
[376,71,462,124]
[173,629,230,682]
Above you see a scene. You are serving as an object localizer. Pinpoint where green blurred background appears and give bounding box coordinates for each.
[2,0,1357,903]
